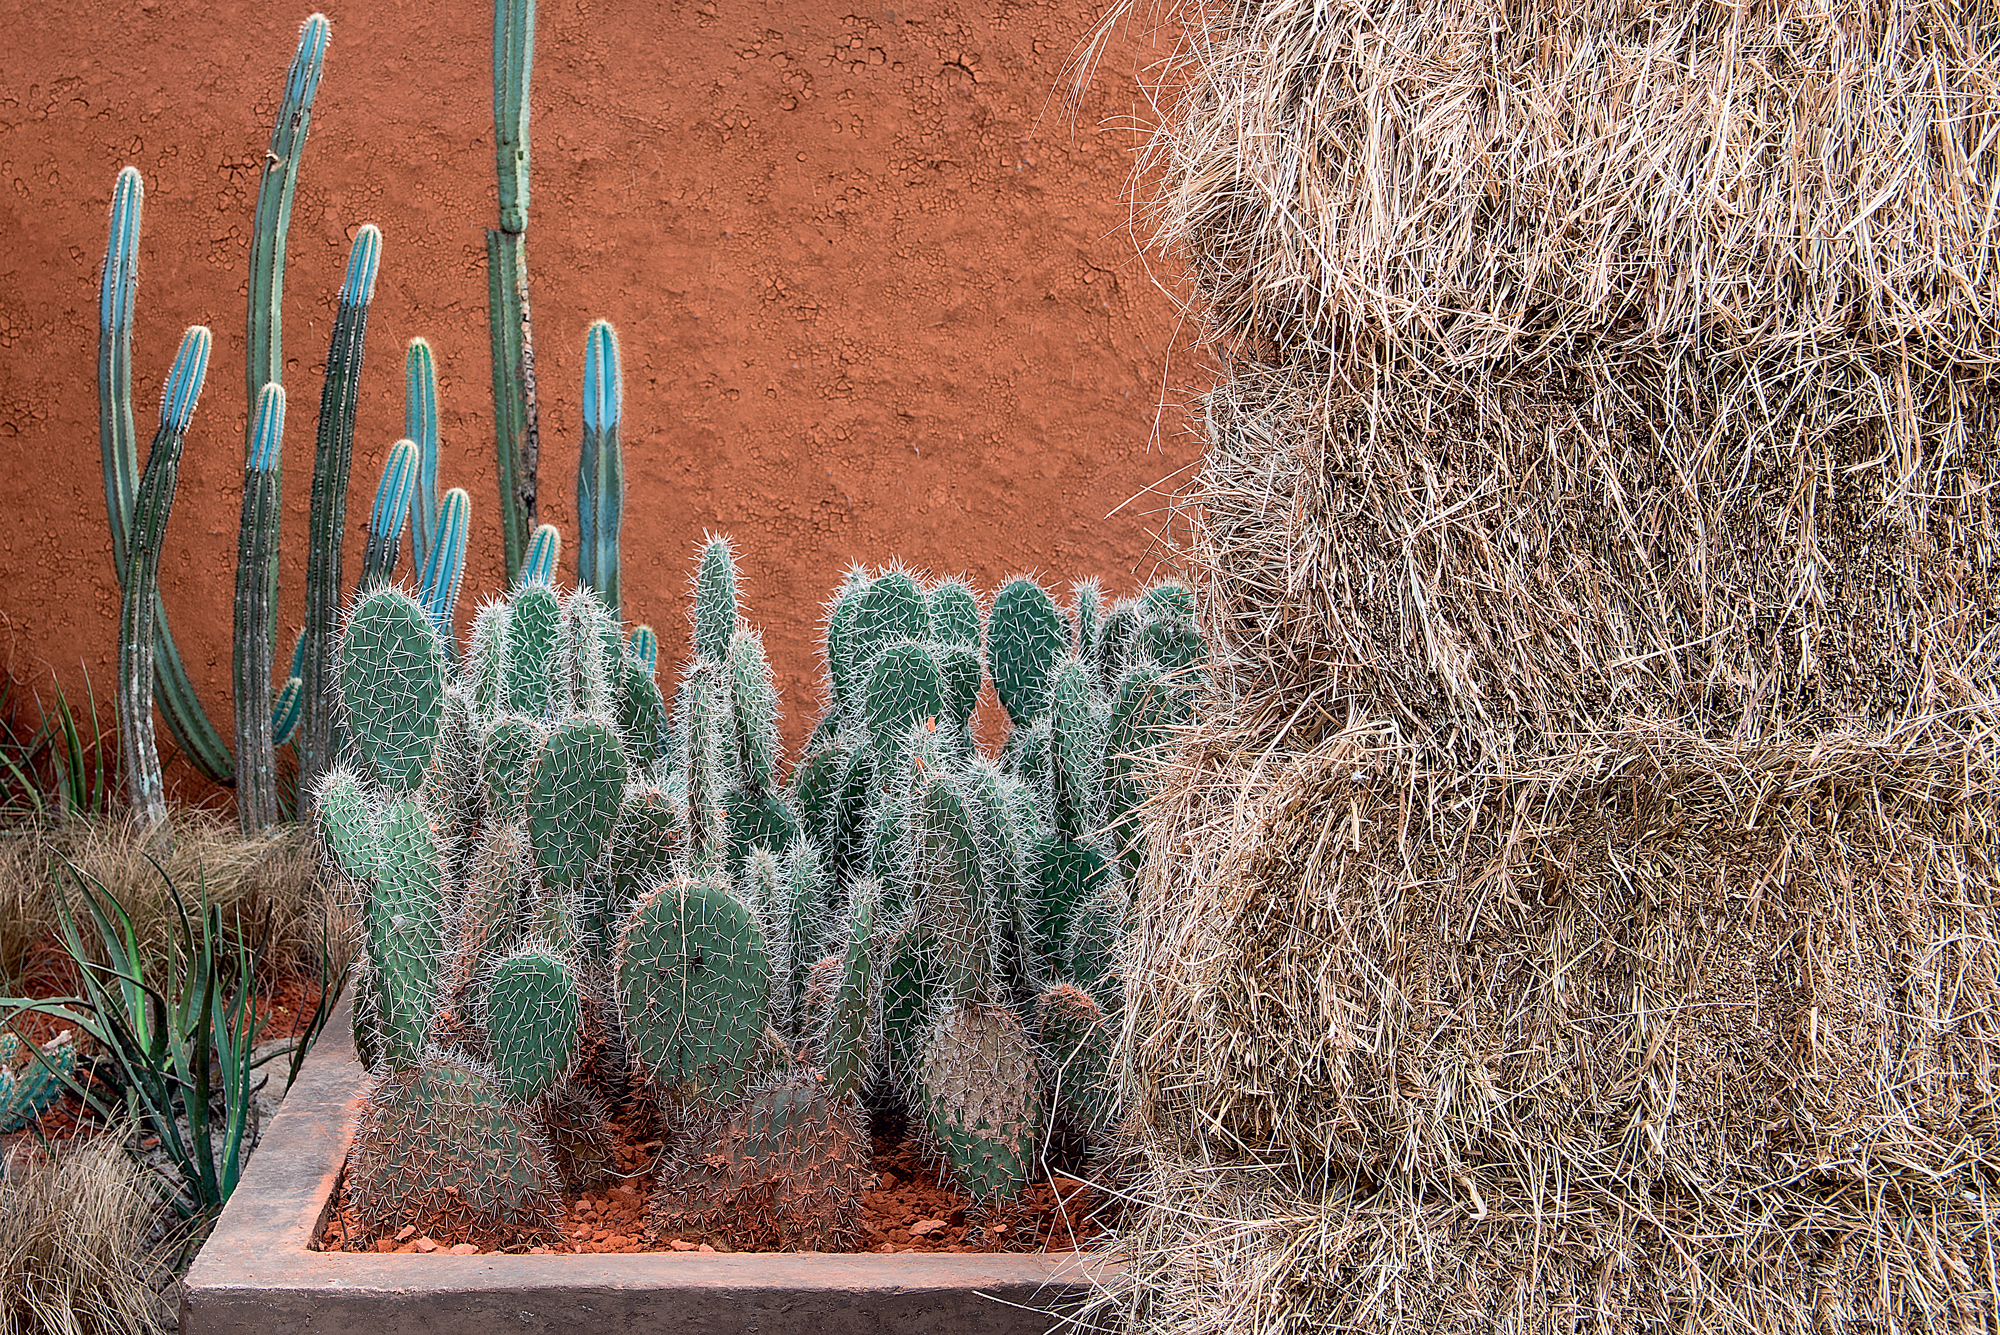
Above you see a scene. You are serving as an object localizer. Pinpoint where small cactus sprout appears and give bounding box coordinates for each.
[918,1000,1041,1201]
[338,587,449,792]
[629,624,659,676]
[850,567,931,666]
[823,566,873,719]
[342,1053,562,1245]
[650,1070,867,1250]
[987,576,1065,728]
[1071,579,1104,667]
[1046,656,1103,842]
[615,876,770,1101]
[314,766,379,884]
[482,947,583,1104]
[1034,981,1117,1140]
[1139,581,1194,622]
[692,535,740,663]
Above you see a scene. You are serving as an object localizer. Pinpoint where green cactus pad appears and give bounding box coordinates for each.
[1066,880,1125,1014]
[787,741,850,856]
[1071,580,1104,666]
[1034,981,1117,1139]
[342,1054,561,1243]
[824,567,872,718]
[615,876,770,1100]
[1097,598,1144,682]
[528,717,627,892]
[727,789,802,879]
[597,785,682,948]
[911,769,990,997]
[1033,838,1114,973]
[616,651,669,769]
[315,767,378,883]
[1140,581,1195,622]
[881,918,940,1091]
[340,587,449,790]
[693,535,739,663]
[1140,615,1206,677]
[862,641,945,748]
[822,880,874,1100]
[918,1000,1041,1202]
[928,578,983,649]
[368,794,446,1064]
[1047,657,1104,842]
[483,948,582,1104]
[850,568,930,665]
[725,628,780,792]
[481,714,547,824]
[987,577,1065,727]
[503,583,565,721]
[537,1082,618,1192]
[936,644,983,727]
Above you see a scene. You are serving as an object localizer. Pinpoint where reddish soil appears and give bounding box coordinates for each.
[319,1122,1117,1255]
[0,0,1206,799]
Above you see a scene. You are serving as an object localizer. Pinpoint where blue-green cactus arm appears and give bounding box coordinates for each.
[233,383,287,829]
[576,319,623,616]
[419,486,471,640]
[404,338,441,572]
[361,439,420,591]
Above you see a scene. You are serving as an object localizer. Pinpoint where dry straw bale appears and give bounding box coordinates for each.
[1096,0,2000,1327]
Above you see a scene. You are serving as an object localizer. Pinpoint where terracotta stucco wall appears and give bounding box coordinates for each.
[0,0,1199,801]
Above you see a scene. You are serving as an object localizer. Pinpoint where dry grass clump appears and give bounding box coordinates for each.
[0,1132,170,1335]
[0,811,347,987]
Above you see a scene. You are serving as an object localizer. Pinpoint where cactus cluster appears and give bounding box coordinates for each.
[324,539,1202,1246]
[0,1032,76,1134]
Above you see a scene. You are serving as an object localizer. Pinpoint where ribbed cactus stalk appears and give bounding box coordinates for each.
[233,383,287,831]
[489,0,540,580]
[0,1033,76,1134]
[629,624,658,676]
[362,793,448,1064]
[614,875,769,1101]
[418,487,470,640]
[98,167,142,594]
[677,660,731,871]
[820,877,874,1100]
[987,576,1065,729]
[918,1000,1041,1201]
[117,326,211,830]
[521,522,560,587]
[650,1070,866,1250]
[503,583,565,720]
[343,1053,561,1245]
[576,320,622,615]
[360,439,420,590]
[405,338,441,572]
[692,535,739,664]
[299,223,383,801]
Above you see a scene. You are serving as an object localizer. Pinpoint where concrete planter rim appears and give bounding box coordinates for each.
[181,986,1113,1333]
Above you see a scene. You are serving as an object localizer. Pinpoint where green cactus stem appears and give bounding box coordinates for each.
[117,326,211,830]
[482,947,582,1104]
[928,578,982,650]
[299,223,383,801]
[1034,981,1116,1140]
[405,338,441,572]
[489,229,538,579]
[850,568,930,667]
[233,383,287,831]
[821,877,873,1100]
[725,628,779,792]
[96,169,234,786]
[503,583,564,720]
[862,641,946,751]
[629,625,658,677]
[577,320,622,616]
[360,439,419,591]
[367,793,448,1064]
[0,1033,76,1134]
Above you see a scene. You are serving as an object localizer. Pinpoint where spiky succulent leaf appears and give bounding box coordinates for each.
[987,577,1064,727]
[928,578,982,649]
[693,536,739,663]
[918,1001,1040,1202]
[340,587,449,791]
[850,568,929,666]
[615,876,769,1100]
[862,640,945,749]
[527,717,627,891]
[503,583,565,721]
[480,714,546,824]
[484,948,582,1104]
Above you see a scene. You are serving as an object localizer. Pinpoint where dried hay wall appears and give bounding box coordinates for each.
[1099,0,2000,1329]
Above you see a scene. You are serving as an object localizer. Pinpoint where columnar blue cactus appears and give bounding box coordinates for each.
[577,320,623,615]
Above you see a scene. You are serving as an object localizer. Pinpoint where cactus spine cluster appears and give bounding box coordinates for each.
[327,534,1202,1244]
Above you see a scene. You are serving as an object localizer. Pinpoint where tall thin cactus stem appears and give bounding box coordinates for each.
[577,319,622,616]
[233,383,287,831]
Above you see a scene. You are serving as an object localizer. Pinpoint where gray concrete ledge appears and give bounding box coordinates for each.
[181,990,1111,1334]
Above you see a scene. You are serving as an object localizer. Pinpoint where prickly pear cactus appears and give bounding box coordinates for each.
[1034,982,1117,1139]
[614,875,769,1101]
[650,1070,867,1249]
[342,1053,562,1244]
[918,1000,1041,1201]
